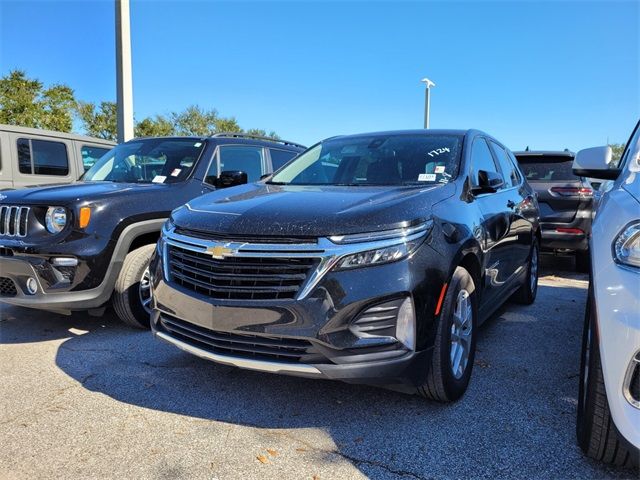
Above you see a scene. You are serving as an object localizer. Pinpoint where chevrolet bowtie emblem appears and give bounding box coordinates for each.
[206,245,234,259]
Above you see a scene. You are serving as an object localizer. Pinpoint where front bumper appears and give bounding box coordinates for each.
[592,260,640,450]
[0,254,119,313]
[149,228,447,389]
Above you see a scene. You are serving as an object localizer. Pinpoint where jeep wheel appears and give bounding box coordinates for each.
[417,266,477,402]
[576,289,638,467]
[112,244,156,329]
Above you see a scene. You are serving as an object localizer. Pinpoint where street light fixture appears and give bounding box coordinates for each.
[421,77,435,129]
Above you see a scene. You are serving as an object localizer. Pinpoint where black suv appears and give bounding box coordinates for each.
[514,150,593,271]
[0,134,304,327]
[150,130,540,401]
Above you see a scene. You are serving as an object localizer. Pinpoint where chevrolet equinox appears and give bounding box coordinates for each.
[150,129,540,401]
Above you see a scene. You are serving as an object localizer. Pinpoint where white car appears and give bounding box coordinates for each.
[573,122,640,467]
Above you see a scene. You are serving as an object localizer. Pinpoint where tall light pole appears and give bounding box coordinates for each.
[421,77,435,129]
[115,0,134,143]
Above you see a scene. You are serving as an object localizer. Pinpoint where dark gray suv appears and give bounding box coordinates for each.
[515,150,593,271]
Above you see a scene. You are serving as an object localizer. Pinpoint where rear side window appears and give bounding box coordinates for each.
[81,145,111,171]
[516,155,577,181]
[270,149,297,171]
[490,142,518,188]
[470,138,500,186]
[17,138,69,176]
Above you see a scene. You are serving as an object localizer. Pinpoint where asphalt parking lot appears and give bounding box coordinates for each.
[0,255,636,480]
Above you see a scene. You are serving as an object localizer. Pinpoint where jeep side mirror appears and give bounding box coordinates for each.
[472,170,503,194]
[217,170,248,188]
[573,146,620,180]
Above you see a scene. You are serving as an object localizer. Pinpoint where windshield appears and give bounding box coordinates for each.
[269,134,462,186]
[83,138,205,184]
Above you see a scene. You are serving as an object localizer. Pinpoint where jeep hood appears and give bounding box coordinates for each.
[171,182,453,238]
[0,181,171,205]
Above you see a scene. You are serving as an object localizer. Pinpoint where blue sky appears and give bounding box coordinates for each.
[1,0,638,150]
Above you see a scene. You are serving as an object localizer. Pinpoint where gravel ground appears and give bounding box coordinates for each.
[0,255,637,479]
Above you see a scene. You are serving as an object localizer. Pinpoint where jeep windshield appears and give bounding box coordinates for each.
[268,133,462,186]
[83,138,204,184]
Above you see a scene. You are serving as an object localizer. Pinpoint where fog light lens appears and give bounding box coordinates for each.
[396,297,416,350]
[26,277,38,295]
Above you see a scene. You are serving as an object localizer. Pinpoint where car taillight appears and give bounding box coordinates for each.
[550,186,593,197]
[556,227,585,234]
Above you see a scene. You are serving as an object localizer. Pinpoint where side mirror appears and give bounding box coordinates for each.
[573,146,620,180]
[217,170,248,188]
[472,170,504,194]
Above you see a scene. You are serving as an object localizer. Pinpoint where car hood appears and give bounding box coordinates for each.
[0,181,170,205]
[172,182,453,238]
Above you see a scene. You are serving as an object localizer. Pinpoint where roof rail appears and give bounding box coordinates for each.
[212,132,306,149]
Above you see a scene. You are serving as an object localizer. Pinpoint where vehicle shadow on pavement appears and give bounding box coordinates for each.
[0,265,633,478]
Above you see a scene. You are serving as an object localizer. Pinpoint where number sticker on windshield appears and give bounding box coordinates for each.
[427,147,451,157]
[435,165,445,174]
[152,175,167,183]
[418,173,437,182]
[170,169,182,177]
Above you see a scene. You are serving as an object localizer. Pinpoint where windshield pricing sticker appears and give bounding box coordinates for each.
[170,168,182,177]
[418,173,437,182]
[194,142,202,147]
[434,165,446,174]
[152,175,167,183]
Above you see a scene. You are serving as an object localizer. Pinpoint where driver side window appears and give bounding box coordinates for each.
[470,138,501,187]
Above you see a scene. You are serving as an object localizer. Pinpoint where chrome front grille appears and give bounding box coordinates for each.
[168,245,318,300]
[0,206,29,237]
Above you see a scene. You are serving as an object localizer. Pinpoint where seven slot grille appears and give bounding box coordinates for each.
[0,206,29,237]
[168,245,318,300]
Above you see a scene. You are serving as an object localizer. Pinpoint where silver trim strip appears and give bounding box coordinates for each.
[154,330,322,376]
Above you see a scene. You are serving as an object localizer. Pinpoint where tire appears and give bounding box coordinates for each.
[417,266,477,402]
[575,251,590,273]
[576,288,639,468]
[112,244,155,329]
[512,238,539,305]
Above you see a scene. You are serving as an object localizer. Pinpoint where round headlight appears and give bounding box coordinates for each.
[45,207,67,234]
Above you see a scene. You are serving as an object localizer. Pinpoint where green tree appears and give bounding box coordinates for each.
[0,70,76,132]
[245,128,280,140]
[608,143,625,164]
[214,116,242,133]
[171,105,219,136]
[135,114,174,137]
[76,101,118,141]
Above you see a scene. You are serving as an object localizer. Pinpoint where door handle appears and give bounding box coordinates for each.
[507,200,516,209]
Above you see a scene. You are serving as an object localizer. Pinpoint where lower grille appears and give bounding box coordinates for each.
[160,315,320,362]
[168,245,318,300]
[0,277,17,297]
[0,206,29,237]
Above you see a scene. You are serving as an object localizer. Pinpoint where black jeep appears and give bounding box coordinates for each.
[0,134,304,327]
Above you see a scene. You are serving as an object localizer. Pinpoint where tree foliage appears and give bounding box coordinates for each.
[0,70,76,132]
[76,101,118,141]
[608,143,625,163]
[1,69,279,141]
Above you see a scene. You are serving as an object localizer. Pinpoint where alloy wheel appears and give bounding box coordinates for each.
[450,289,473,379]
[138,266,152,314]
[530,246,539,293]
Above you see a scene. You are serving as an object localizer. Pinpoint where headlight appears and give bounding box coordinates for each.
[45,207,67,234]
[613,221,640,269]
[336,240,421,270]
